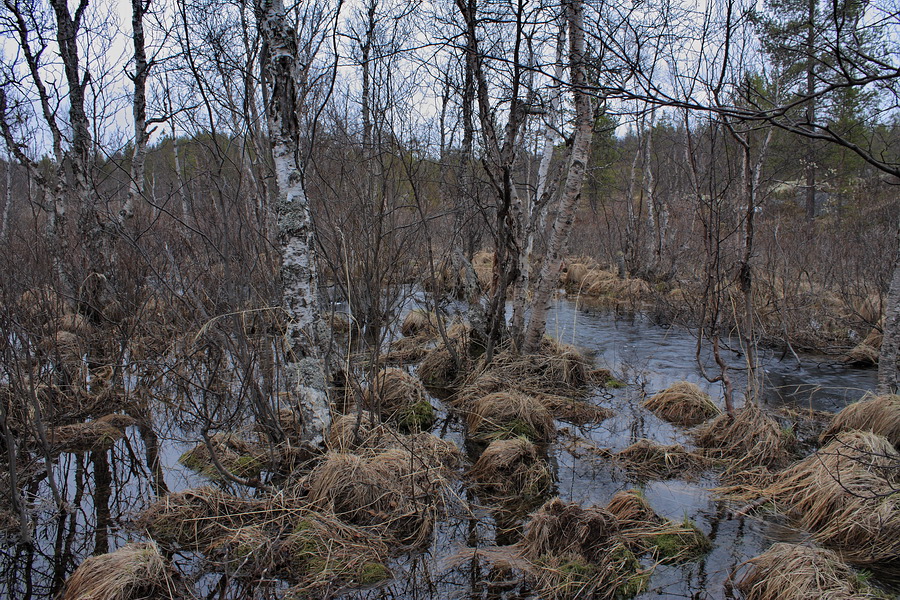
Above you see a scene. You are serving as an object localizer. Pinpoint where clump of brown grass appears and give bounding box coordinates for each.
[615,439,708,479]
[178,433,267,482]
[469,438,553,505]
[454,338,593,411]
[645,518,712,564]
[204,524,278,579]
[328,414,462,470]
[520,498,649,600]
[643,382,720,426]
[278,514,391,593]
[140,486,393,595]
[328,412,398,452]
[362,368,434,431]
[762,431,900,564]
[847,329,882,366]
[821,394,900,449]
[605,489,661,526]
[521,498,619,564]
[59,542,182,600]
[46,419,127,455]
[305,447,453,546]
[693,402,792,468]
[467,391,555,444]
[384,335,431,365]
[390,431,464,472]
[418,345,462,391]
[542,396,614,426]
[400,309,441,337]
[738,543,884,600]
[139,487,270,550]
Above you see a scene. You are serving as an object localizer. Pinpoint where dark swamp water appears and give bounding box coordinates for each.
[0,297,886,599]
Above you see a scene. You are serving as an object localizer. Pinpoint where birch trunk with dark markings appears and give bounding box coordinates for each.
[254,0,331,448]
[522,0,594,353]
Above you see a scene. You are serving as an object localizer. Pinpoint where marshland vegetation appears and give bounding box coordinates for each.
[1,0,899,598]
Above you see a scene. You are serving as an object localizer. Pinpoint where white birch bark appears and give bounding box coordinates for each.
[522,0,594,352]
[120,0,149,224]
[510,15,567,340]
[254,0,330,448]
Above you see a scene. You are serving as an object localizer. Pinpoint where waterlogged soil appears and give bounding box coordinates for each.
[0,298,883,599]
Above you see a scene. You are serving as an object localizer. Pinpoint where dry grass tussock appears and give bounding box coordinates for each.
[328,412,462,468]
[138,487,392,595]
[693,402,792,469]
[417,332,468,391]
[59,542,184,600]
[400,308,442,337]
[453,338,598,425]
[642,382,720,426]
[456,368,611,427]
[362,368,434,431]
[521,498,619,563]
[3,382,132,435]
[822,394,900,449]
[604,491,711,563]
[605,490,662,526]
[738,542,889,600]
[847,329,882,366]
[519,498,649,600]
[384,334,431,365]
[46,417,131,455]
[469,438,553,506]
[139,487,270,550]
[467,391,555,444]
[329,411,397,452]
[761,431,900,564]
[561,258,650,303]
[305,445,457,546]
[615,439,710,479]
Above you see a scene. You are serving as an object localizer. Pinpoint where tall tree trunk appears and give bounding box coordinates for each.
[121,0,150,224]
[1,157,10,242]
[804,0,817,222]
[522,0,593,352]
[510,14,567,342]
[255,0,331,448]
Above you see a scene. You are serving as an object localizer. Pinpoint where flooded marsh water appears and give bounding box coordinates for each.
[0,297,885,600]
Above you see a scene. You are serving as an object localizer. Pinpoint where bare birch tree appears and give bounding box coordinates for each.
[253,0,334,448]
[522,0,594,352]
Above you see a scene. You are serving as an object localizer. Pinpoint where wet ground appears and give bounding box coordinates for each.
[0,297,883,599]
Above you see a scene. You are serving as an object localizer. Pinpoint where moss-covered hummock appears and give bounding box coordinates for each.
[396,399,436,433]
[648,518,712,563]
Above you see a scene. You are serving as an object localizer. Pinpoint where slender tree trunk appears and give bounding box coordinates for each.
[1,157,10,242]
[642,111,659,274]
[522,0,593,352]
[804,0,817,222]
[510,15,566,341]
[255,0,331,448]
[121,0,149,224]
[623,131,641,269]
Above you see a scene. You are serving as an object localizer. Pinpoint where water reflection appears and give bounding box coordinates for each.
[0,298,881,599]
